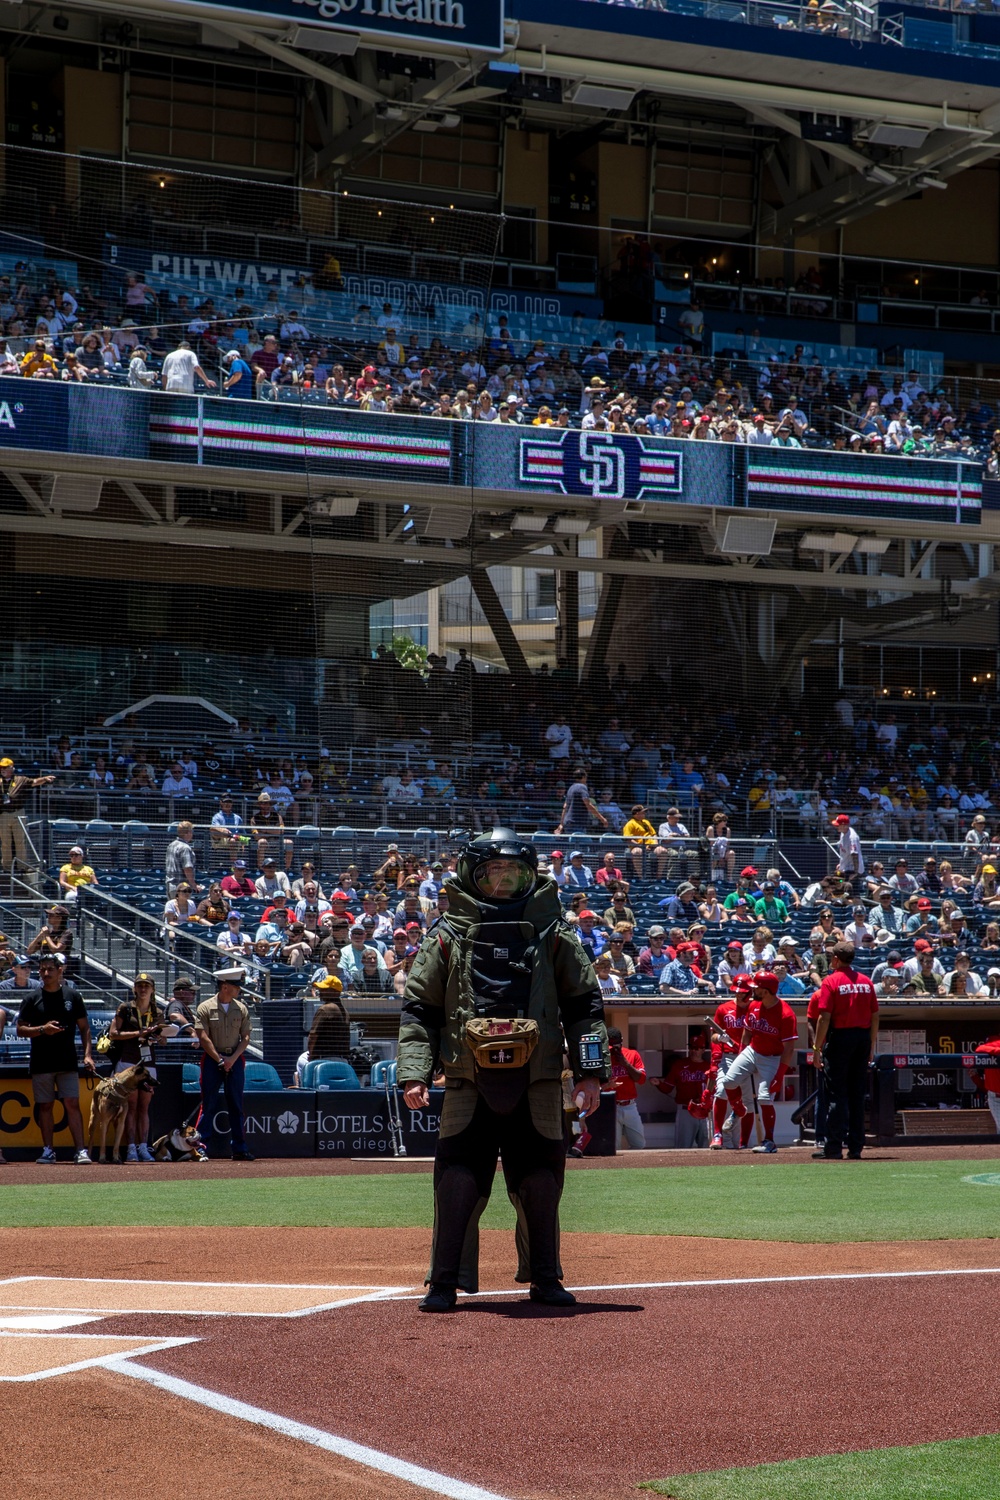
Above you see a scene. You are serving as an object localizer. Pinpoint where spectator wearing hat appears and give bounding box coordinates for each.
[18,953,95,1164]
[563,850,594,890]
[973,863,1000,910]
[251,791,293,871]
[606,929,636,987]
[659,881,701,925]
[717,939,749,992]
[723,867,759,913]
[221,858,255,901]
[575,910,607,963]
[0,758,56,876]
[753,881,789,925]
[58,846,99,903]
[195,967,254,1161]
[832,813,864,877]
[887,859,918,900]
[217,911,252,959]
[657,807,692,876]
[659,943,716,996]
[943,952,985,997]
[602,888,636,930]
[210,793,244,851]
[900,941,944,992]
[27,904,74,970]
[255,855,291,900]
[419,861,447,904]
[637,926,672,981]
[165,976,200,1041]
[222,347,254,399]
[306,974,351,1061]
[339,923,388,983]
[843,905,874,948]
[108,973,165,1162]
[622,804,666,879]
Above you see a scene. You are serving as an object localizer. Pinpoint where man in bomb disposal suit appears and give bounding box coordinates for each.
[399,829,610,1312]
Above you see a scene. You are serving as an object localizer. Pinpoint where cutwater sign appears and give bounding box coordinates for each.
[519,430,684,501]
[172,0,503,51]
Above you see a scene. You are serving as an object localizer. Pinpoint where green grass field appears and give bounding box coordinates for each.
[644,1436,1000,1499]
[1,1158,998,1236]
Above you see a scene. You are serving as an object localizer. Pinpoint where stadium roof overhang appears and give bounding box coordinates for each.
[0,447,997,605]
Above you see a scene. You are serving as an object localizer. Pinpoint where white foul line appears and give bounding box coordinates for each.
[0,1277,413,1319]
[385,1266,1000,1299]
[111,1360,514,1500]
[0,1336,198,1384]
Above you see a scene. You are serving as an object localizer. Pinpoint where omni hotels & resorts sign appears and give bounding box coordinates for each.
[172,0,504,51]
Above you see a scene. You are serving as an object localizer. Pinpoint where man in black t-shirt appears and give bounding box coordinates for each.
[17,954,95,1163]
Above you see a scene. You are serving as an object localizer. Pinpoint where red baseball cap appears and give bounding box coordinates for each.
[917,897,932,910]
[726,939,744,950]
[741,866,758,878]
[331,889,349,901]
[914,938,933,953]
[405,921,422,931]
[550,850,564,859]
[753,971,780,993]
[833,814,850,825]
[733,974,753,991]
[579,909,596,920]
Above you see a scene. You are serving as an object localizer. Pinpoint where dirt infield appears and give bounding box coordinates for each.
[87,1274,1000,1500]
[9,1370,431,1500]
[4,1227,999,1500]
[5,1224,1000,1287]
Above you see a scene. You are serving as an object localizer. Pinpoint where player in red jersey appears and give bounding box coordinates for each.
[721,972,798,1154]
[653,1034,710,1149]
[972,1030,1000,1134]
[708,975,755,1150]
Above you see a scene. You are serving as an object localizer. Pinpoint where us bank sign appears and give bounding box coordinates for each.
[519,430,684,502]
[178,0,504,51]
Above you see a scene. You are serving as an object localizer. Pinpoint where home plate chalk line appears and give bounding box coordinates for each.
[0,1277,410,1317]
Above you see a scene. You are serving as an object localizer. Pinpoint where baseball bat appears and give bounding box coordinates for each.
[750,1065,765,1145]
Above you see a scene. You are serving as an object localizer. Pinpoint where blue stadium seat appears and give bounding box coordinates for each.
[311,1059,362,1090]
[182,1062,201,1093]
[244,1061,284,1091]
[370,1059,397,1088]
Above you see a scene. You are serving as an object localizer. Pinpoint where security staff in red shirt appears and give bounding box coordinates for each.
[810,940,879,1161]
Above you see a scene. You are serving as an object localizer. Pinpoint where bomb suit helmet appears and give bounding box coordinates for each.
[458,828,538,903]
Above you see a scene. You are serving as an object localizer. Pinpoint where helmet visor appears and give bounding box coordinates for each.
[472,857,535,901]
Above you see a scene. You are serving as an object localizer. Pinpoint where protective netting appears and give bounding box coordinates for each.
[0,139,996,864]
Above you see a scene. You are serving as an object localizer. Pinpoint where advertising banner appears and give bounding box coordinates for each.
[164,0,504,53]
[150,395,463,485]
[746,448,982,526]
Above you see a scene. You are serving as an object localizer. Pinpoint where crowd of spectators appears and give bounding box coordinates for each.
[0,257,993,464]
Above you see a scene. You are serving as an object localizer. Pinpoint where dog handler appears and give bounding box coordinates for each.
[195,966,255,1161]
[107,973,165,1163]
[398,829,609,1312]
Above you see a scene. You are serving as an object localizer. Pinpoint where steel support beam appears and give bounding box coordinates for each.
[470,567,530,677]
[212,21,383,106]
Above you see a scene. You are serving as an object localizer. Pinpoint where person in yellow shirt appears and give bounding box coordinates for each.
[622,803,667,879]
[58,845,99,902]
[20,339,58,378]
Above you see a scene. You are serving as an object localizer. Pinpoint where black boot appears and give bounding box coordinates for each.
[529,1281,576,1307]
[419,1285,457,1313]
